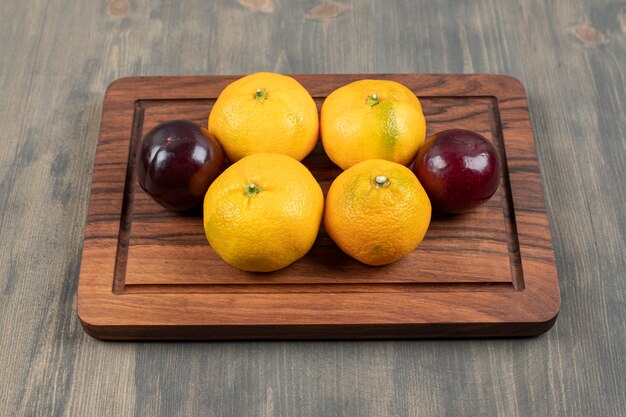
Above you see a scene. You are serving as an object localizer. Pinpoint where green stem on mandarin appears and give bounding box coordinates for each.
[244,183,262,197]
[255,88,268,101]
[367,93,380,106]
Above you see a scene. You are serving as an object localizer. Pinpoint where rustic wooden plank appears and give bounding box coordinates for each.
[0,0,624,416]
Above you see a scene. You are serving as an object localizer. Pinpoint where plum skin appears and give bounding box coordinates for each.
[136,120,225,211]
[413,129,501,214]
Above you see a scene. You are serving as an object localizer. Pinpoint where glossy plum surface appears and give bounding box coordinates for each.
[413,129,501,214]
[136,120,225,211]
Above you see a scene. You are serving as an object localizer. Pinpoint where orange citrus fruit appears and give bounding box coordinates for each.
[320,79,426,170]
[208,72,319,162]
[324,159,431,266]
[203,153,324,272]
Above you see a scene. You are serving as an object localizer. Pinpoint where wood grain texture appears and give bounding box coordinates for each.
[77,74,559,339]
[0,0,624,416]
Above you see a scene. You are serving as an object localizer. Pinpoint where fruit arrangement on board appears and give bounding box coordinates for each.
[136,72,501,272]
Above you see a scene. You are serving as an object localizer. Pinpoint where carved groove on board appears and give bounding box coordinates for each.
[112,101,144,294]
[488,98,524,290]
[110,95,524,294]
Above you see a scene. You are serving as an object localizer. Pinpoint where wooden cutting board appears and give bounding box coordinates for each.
[77,74,560,340]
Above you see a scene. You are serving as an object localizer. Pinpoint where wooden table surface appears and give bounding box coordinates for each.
[0,0,624,415]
